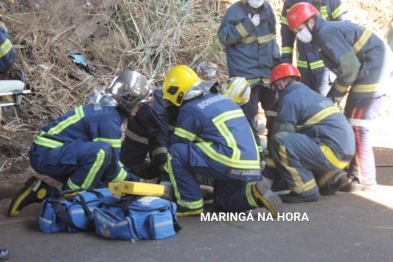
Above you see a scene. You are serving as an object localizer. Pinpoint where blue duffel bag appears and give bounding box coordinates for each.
[39,187,113,233]
[94,196,181,241]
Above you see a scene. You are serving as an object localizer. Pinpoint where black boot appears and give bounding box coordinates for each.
[7,176,54,217]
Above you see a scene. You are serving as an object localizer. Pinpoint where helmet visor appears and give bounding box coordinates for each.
[140,89,155,106]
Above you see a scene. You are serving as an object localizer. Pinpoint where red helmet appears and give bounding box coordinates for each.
[287,2,318,30]
[270,63,301,87]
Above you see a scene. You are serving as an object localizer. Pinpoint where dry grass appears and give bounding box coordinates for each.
[0,0,392,172]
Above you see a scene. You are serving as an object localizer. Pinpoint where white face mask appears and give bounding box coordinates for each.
[248,0,264,9]
[297,27,312,43]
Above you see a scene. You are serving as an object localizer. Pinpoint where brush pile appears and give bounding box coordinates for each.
[0,0,391,173]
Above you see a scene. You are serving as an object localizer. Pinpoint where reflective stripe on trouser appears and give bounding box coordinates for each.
[269,132,345,197]
[344,96,383,185]
[165,143,261,213]
[298,68,331,97]
[29,140,112,190]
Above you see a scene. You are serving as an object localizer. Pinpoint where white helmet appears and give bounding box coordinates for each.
[221,77,251,106]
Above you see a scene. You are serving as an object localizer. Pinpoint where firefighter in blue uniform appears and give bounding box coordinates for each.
[263,63,355,203]
[287,3,393,191]
[119,88,178,181]
[217,0,280,161]
[7,71,153,217]
[280,0,350,96]
[162,65,283,217]
[119,76,253,201]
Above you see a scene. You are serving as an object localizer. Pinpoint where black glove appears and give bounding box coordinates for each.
[129,164,160,180]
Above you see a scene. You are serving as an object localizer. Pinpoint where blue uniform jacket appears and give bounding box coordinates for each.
[271,83,355,160]
[217,1,280,80]
[281,0,349,74]
[170,93,260,180]
[33,105,130,182]
[313,18,393,98]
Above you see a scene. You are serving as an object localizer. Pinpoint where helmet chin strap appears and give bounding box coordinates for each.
[305,19,314,35]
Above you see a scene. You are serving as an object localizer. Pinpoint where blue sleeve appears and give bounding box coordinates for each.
[317,26,360,96]
[217,4,255,46]
[170,109,202,146]
[147,91,170,169]
[280,1,296,64]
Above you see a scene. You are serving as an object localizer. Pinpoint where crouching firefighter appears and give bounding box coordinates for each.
[262,63,355,203]
[162,65,283,217]
[8,70,153,217]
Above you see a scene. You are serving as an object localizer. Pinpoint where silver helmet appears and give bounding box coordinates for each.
[104,70,152,114]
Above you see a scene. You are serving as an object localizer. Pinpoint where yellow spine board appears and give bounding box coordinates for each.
[120,181,165,196]
[108,182,122,195]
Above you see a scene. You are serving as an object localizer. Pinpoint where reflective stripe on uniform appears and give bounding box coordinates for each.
[240,34,274,45]
[265,110,277,117]
[34,135,64,148]
[319,145,349,169]
[297,59,325,70]
[126,129,148,144]
[352,28,372,54]
[236,23,249,38]
[165,154,204,210]
[82,149,106,187]
[174,127,196,141]
[241,36,257,44]
[331,5,343,20]
[212,109,244,160]
[351,83,379,93]
[320,6,328,20]
[93,137,121,148]
[246,182,259,208]
[334,81,349,93]
[257,34,275,44]
[281,16,288,25]
[47,105,85,135]
[281,46,293,54]
[347,118,371,128]
[0,38,13,58]
[112,161,128,183]
[279,145,317,194]
[309,60,325,70]
[152,147,168,157]
[296,106,340,131]
[66,149,106,190]
[196,109,260,169]
[297,59,308,68]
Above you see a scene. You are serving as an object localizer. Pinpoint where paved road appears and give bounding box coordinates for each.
[1,148,393,262]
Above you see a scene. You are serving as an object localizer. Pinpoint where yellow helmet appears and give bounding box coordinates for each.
[162,65,201,106]
[221,77,251,106]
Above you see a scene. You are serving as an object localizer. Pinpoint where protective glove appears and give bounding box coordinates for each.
[248,14,260,27]
[129,164,160,180]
